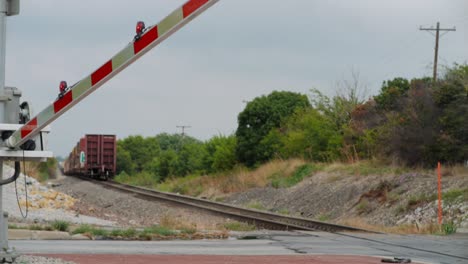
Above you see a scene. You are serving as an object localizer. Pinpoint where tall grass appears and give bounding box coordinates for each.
[324,160,408,176]
[115,171,160,188]
[338,217,443,235]
[157,159,306,197]
[270,163,323,188]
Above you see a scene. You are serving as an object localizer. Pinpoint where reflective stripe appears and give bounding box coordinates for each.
[183,0,209,18]
[21,118,37,138]
[134,26,159,54]
[53,92,73,113]
[91,60,113,86]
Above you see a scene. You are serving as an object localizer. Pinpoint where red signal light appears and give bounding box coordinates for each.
[136,21,145,35]
[59,81,68,93]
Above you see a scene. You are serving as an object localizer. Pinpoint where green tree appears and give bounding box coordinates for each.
[374,77,410,110]
[116,144,135,175]
[235,91,311,167]
[119,135,159,172]
[154,149,179,180]
[175,141,207,176]
[204,135,237,173]
[264,109,342,161]
[431,64,468,164]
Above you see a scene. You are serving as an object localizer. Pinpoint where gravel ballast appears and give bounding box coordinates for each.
[54,175,229,229]
[2,165,115,226]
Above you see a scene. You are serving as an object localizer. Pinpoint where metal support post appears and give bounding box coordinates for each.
[0,0,8,251]
[0,1,21,261]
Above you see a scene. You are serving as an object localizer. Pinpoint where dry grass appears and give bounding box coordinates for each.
[159,213,198,230]
[157,160,466,199]
[324,160,407,177]
[338,217,442,235]
[439,164,468,177]
[158,159,306,198]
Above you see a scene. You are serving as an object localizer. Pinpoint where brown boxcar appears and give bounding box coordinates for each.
[64,134,117,180]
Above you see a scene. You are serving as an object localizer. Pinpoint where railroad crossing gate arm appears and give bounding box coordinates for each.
[5,0,218,149]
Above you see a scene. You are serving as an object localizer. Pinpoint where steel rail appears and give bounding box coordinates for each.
[80,177,375,233]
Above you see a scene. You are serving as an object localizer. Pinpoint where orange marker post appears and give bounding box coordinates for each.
[437,162,442,225]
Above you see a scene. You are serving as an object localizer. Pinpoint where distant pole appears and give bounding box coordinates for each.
[420,22,456,81]
[176,125,191,137]
[437,162,442,225]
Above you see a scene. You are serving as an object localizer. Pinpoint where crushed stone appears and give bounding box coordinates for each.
[2,165,115,226]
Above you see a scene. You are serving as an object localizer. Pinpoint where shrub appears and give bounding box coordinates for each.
[270,163,321,188]
[442,221,457,235]
[52,220,69,232]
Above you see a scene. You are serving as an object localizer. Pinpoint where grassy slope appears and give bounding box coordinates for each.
[116,160,468,234]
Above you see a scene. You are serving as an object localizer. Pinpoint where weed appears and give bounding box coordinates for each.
[51,220,69,232]
[338,217,441,234]
[387,192,400,204]
[180,228,197,235]
[407,189,467,211]
[172,184,190,195]
[110,229,124,237]
[29,225,44,231]
[72,224,108,237]
[395,204,406,215]
[8,224,18,229]
[407,193,435,209]
[138,232,153,241]
[121,228,137,237]
[317,213,331,222]
[245,201,265,210]
[143,226,176,236]
[158,214,172,228]
[71,224,92,235]
[442,222,457,235]
[356,200,370,214]
[223,222,256,231]
[38,172,49,182]
[325,160,406,177]
[277,209,290,215]
[443,189,467,203]
[214,197,225,202]
[157,159,306,197]
[115,171,160,189]
[270,163,321,188]
[91,228,109,237]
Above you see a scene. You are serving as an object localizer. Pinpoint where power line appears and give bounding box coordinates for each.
[419,22,456,81]
[176,125,191,137]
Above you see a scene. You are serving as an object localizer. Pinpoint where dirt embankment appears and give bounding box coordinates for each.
[223,166,468,231]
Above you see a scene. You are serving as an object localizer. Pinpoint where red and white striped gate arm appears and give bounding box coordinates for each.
[6,0,219,149]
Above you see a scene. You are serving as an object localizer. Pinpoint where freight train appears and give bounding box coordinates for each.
[63,134,116,180]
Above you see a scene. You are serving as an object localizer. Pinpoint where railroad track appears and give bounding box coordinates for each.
[78,176,374,233]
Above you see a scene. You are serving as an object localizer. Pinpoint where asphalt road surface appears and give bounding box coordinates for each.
[11,231,468,264]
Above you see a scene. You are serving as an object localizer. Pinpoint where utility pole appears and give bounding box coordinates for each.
[176,125,191,137]
[420,22,456,81]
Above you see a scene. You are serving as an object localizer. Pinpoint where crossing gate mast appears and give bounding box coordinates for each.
[0,0,219,258]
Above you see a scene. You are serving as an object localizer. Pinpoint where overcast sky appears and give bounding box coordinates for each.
[4,0,468,157]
